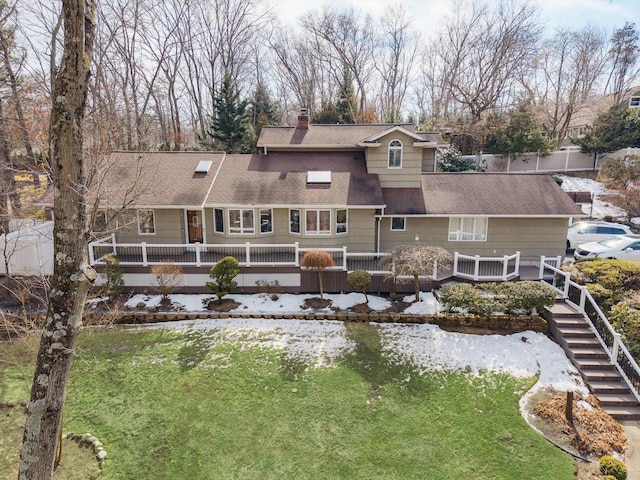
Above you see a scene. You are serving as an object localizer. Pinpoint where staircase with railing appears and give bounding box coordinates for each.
[540,258,640,421]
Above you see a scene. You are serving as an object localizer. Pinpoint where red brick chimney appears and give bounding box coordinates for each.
[297,107,309,129]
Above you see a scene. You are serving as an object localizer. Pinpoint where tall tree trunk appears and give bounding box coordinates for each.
[18,1,97,479]
[0,97,20,217]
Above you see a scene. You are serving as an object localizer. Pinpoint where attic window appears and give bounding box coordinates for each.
[307,171,331,184]
[195,160,212,174]
[630,96,640,108]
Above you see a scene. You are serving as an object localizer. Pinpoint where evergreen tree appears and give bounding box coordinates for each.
[336,66,357,124]
[485,102,553,160]
[248,81,279,139]
[203,74,253,153]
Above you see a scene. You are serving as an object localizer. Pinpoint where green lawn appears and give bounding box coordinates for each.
[1,324,576,479]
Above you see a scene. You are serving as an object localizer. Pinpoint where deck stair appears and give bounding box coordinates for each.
[546,301,640,421]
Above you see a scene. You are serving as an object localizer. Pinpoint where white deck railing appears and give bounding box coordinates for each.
[452,251,520,281]
[539,260,640,403]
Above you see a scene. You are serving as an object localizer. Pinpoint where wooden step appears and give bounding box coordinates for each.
[583,370,623,382]
[589,381,632,395]
[597,393,640,408]
[574,358,616,371]
[551,317,588,328]
[601,406,640,421]
[565,337,602,348]
[557,327,596,338]
[571,347,609,359]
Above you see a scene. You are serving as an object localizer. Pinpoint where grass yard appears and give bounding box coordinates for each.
[0,324,577,479]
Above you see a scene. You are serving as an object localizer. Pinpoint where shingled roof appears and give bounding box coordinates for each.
[92,151,225,207]
[257,123,444,148]
[382,173,584,216]
[206,151,384,207]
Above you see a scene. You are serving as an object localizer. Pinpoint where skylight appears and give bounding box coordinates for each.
[307,171,331,184]
[195,160,212,174]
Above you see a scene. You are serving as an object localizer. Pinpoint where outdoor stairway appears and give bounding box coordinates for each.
[546,301,640,421]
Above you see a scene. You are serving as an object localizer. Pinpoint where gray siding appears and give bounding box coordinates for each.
[203,207,377,252]
[364,131,422,188]
[117,209,186,244]
[379,216,568,262]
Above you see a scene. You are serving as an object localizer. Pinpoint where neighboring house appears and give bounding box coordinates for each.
[38,111,584,292]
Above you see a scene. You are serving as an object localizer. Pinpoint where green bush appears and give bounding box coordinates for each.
[438,281,556,315]
[206,256,240,301]
[609,302,640,358]
[101,253,124,297]
[346,270,372,303]
[572,260,640,309]
[493,281,556,314]
[599,455,627,480]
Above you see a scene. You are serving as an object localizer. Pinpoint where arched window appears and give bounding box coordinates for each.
[388,140,402,168]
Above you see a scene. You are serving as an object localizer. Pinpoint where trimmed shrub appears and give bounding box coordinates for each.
[439,281,556,316]
[151,263,183,303]
[206,256,240,301]
[609,302,640,357]
[101,253,124,297]
[599,455,627,480]
[572,259,640,309]
[301,250,335,300]
[346,270,372,303]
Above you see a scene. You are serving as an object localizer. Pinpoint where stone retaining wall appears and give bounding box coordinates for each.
[101,312,548,334]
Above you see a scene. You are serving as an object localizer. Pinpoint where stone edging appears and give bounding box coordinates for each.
[65,432,108,463]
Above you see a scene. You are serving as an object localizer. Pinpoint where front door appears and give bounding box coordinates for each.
[187,210,203,243]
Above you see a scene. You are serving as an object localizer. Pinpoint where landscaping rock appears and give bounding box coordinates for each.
[96,450,107,460]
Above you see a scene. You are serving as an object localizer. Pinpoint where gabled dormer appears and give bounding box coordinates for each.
[358,125,445,188]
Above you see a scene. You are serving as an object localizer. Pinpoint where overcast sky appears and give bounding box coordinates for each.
[270,0,637,37]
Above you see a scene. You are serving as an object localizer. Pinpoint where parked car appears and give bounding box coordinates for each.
[574,234,640,261]
[566,221,632,250]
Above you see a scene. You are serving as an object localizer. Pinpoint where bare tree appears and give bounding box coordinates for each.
[605,22,639,102]
[374,4,418,123]
[532,26,607,149]
[380,244,452,303]
[435,0,542,124]
[18,1,96,478]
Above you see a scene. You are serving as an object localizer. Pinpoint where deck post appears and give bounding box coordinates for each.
[539,256,546,279]
[502,255,508,280]
[142,242,148,266]
[579,287,586,313]
[111,233,117,255]
[195,242,201,267]
[612,332,621,364]
[514,251,520,277]
[453,252,459,276]
[473,255,480,280]
[342,246,348,271]
[294,242,299,266]
[245,242,251,266]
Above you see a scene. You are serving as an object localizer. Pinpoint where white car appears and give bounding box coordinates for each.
[574,234,640,261]
[566,221,632,250]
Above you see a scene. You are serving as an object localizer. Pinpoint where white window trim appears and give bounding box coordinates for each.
[289,209,301,235]
[630,95,640,108]
[228,208,255,235]
[336,209,348,235]
[390,217,405,231]
[214,208,224,234]
[388,139,403,169]
[137,209,156,235]
[259,208,273,234]
[448,216,488,241]
[305,209,331,235]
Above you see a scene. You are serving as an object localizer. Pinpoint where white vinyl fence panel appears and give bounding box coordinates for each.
[0,221,54,276]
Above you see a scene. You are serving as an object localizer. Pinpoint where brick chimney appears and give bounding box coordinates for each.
[297,107,309,129]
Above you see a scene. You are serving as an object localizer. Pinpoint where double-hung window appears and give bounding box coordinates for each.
[448,217,487,241]
[137,209,155,235]
[336,209,347,234]
[388,140,402,168]
[260,209,273,234]
[306,209,331,235]
[214,208,224,233]
[229,209,255,235]
[290,209,301,234]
